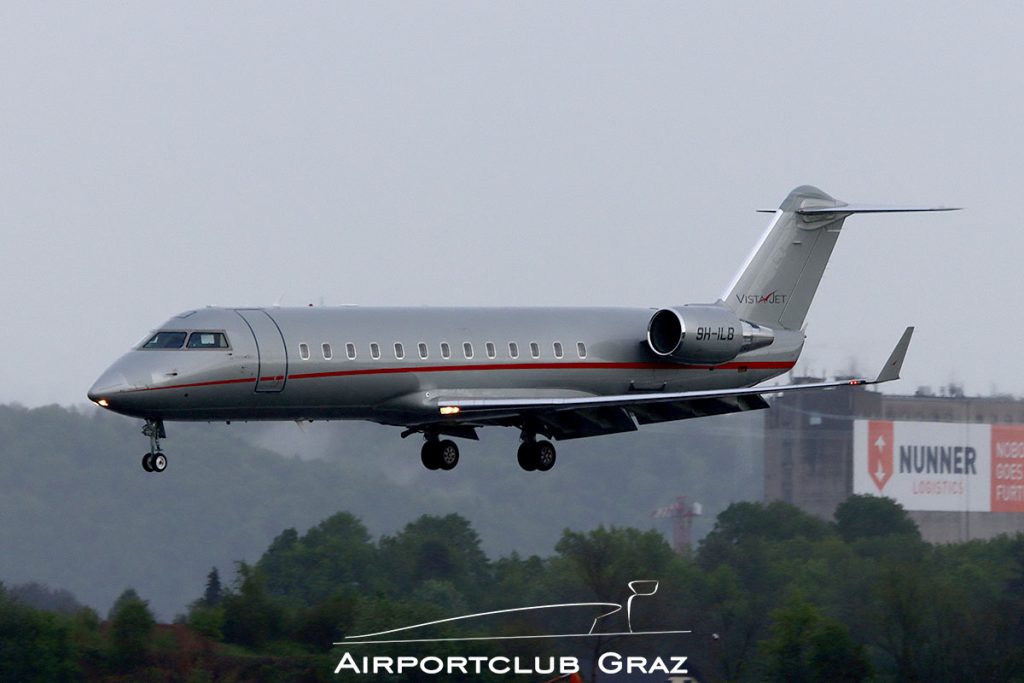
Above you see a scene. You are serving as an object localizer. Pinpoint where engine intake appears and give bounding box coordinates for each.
[646,305,775,364]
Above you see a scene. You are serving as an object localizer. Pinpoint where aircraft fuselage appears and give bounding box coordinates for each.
[89,305,803,426]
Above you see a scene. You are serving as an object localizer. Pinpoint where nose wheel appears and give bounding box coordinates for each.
[141,419,168,473]
[142,451,168,473]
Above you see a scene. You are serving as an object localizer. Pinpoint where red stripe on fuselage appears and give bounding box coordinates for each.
[125,360,795,393]
[287,360,793,381]
[129,377,258,392]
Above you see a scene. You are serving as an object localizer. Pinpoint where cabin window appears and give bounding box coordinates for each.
[370,343,381,360]
[346,343,357,360]
[485,341,496,359]
[418,342,428,359]
[299,343,310,360]
[441,342,451,359]
[530,342,540,359]
[394,342,405,360]
[322,343,333,360]
[553,342,563,359]
[187,331,230,349]
[142,331,187,349]
[463,342,474,359]
[509,342,519,359]
[577,342,587,359]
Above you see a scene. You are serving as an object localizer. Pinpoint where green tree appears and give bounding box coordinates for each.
[554,526,679,683]
[761,596,869,683]
[221,562,285,648]
[203,567,222,607]
[107,588,155,669]
[291,594,354,651]
[0,589,77,683]
[187,604,225,640]
[834,494,919,542]
[258,512,376,606]
[699,501,833,562]
[377,514,491,602]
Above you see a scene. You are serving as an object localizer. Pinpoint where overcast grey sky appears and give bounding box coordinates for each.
[1,2,1020,407]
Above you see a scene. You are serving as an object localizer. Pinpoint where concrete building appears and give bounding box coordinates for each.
[764,381,1024,542]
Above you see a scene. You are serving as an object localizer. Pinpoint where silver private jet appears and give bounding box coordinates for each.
[89,186,954,473]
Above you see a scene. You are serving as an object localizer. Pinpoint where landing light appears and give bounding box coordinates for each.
[440,406,460,416]
[96,399,109,408]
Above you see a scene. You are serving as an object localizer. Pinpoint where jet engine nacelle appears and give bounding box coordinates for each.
[646,305,775,364]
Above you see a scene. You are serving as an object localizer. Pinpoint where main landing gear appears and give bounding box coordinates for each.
[413,431,557,472]
[421,437,460,471]
[517,434,556,472]
[141,419,168,473]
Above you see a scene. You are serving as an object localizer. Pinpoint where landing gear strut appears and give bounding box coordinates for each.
[421,436,460,471]
[517,433,556,472]
[141,419,167,473]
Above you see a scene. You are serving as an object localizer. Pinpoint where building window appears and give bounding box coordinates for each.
[509,342,519,359]
[485,342,496,359]
[553,342,563,359]
[299,343,310,360]
[370,343,381,360]
[463,342,474,359]
[530,342,540,359]
[418,342,428,359]
[346,343,356,360]
[441,342,451,359]
[577,342,587,359]
[394,343,405,360]
[322,343,333,360]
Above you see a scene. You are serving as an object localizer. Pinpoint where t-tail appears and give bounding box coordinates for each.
[723,185,957,331]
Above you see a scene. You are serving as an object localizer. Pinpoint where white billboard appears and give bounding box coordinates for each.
[853,420,1024,513]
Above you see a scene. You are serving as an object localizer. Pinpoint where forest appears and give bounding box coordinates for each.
[0,403,761,619]
[4,495,1024,682]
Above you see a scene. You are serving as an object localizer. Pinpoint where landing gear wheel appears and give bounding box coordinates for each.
[535,440,556,472]
[141,419,167,473]
[421,441,442,470]
[517,443,538,471]
[437,440,460,471]
[151,452,168,472]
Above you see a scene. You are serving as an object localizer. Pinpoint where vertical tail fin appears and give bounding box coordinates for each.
[723,186,956,331]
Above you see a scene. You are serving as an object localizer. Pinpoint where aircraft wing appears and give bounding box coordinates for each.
[429,327,914,440]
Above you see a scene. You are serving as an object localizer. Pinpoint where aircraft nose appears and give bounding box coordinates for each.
[87,370,131,406]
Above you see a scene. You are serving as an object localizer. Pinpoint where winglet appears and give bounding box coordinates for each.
[874,326,914,383]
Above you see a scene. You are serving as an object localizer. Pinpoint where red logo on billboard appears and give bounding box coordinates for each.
[868,421,894,491]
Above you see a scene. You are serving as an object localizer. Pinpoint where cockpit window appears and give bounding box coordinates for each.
[142,331,187,349]
[186,332,229,349]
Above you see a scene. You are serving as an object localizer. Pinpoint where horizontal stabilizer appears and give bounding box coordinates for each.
[797,204,960,216]
[733,186,958,331]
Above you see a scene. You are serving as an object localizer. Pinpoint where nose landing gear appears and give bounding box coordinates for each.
[141,419,168,473]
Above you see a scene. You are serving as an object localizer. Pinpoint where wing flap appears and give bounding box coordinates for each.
[536,406,638,440]
[631,394,770,425]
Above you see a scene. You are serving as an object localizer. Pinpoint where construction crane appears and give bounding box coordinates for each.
[651,496,702,555]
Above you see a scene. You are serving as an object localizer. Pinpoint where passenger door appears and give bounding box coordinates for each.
[235,309,288,393]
